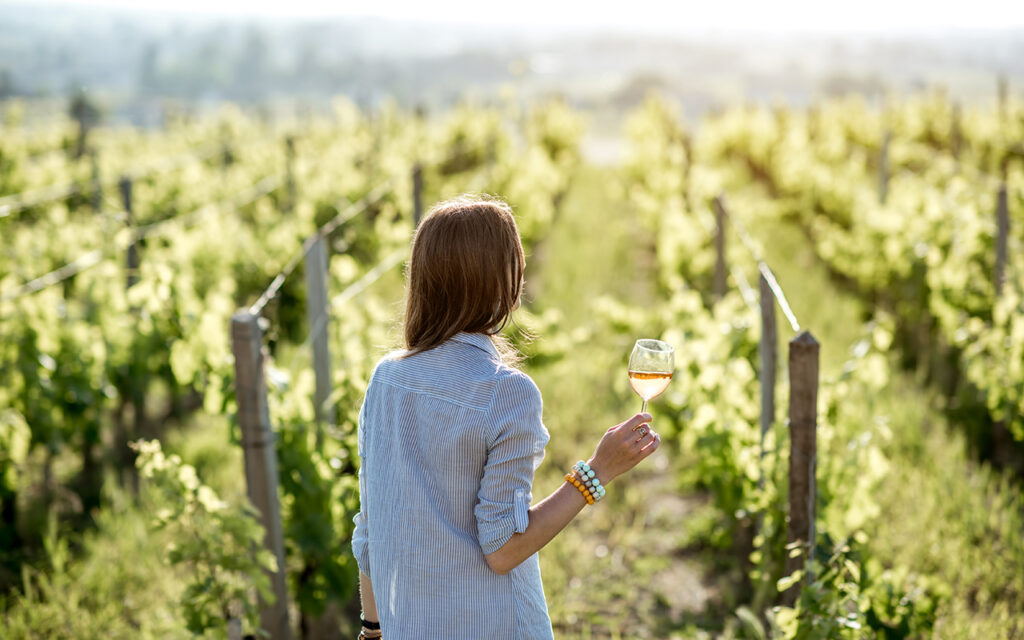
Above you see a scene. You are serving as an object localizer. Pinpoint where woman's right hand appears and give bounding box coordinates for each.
[587,413,660,484]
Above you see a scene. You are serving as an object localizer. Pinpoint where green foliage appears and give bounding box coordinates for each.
[132,439,274,637]
[0,96,579,635]
[526,97,586,167]
[771,536,939,640]
[0,409,29,492]
[269,369,362,619]
[696,94,1024,447]
[625,93,1024,637]
[1,482,187,639]
[3,91,1024,639]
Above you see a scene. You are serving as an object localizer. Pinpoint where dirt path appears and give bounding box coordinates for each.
[525,164,724,638]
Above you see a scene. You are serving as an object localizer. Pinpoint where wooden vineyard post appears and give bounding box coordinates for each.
[90,150,102,212]
[231,312,291,640]
[782,330,819,606]
[119,176,139,292]
[304,234,335,446]
[412,163,424,226]
[879,130,890,205]
[759,272,778,474]
[284,135,296,214]
[995,182,1009,297]
[713,194,727,302]
[222,141,235,171]
[112,174,144,488]
[70,90,97,160]
[987,180,1011,464]
[371,113,382,184]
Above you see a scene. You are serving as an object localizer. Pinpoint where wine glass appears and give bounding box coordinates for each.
[628,339,675,413]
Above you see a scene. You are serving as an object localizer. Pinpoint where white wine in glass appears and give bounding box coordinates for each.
[628,339,675,413]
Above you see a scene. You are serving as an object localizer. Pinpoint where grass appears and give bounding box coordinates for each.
[525,164,733,638]
[516,156,1024,638]
[1,408,247,639]
[734,170,1024,637]
[2,475,194,638]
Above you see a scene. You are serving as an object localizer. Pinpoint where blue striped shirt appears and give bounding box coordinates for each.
[352,331,554,639]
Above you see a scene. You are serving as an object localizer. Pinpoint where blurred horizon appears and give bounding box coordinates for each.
[17,0,1024,32]
[1,0,1022,132]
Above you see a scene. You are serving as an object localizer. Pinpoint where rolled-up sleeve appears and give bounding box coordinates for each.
[351,392,371,577]
[474,372,550,555]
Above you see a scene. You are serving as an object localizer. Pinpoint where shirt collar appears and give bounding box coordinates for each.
[449,331,501,358]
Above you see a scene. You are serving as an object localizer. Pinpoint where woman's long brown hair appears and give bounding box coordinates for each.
[403,194,525,364]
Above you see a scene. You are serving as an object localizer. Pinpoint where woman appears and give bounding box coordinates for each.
[352,194,660,639]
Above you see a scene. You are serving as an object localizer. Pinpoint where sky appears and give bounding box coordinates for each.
[20,0,1024,33]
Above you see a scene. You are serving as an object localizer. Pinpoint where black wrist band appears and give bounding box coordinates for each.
[360,614,381,630]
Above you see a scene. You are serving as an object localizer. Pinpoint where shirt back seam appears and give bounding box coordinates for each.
[373,377,492,414]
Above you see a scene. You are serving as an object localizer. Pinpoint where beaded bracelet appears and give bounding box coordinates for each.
[573,460,606,501]
[564,460,606,505]
[565,471,595,504]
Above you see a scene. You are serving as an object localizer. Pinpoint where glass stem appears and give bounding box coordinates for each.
[640,399,648,414]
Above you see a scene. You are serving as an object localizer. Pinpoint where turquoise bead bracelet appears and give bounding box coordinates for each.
[574,460,606,501]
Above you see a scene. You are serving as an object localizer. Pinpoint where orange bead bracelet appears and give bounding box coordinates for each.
[564,472,596,505]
